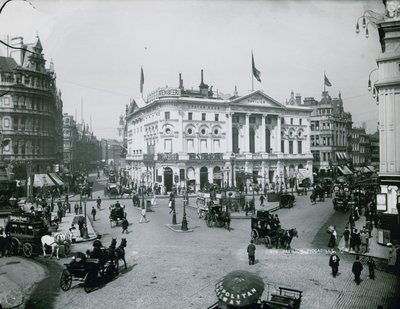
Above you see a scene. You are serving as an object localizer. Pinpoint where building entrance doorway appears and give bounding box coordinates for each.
[164,167,173,192]
[200,166,208,189]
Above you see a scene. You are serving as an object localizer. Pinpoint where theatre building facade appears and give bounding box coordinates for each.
[126,73,313,192]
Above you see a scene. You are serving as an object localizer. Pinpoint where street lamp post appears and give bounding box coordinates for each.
[82,196,88,239]
[181,185,188,231]
[172,193,177,225]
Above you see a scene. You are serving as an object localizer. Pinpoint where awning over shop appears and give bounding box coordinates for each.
[32,174,57,187]
[338,166,353,176]
[48,173,64,186]
[343,166,353,175]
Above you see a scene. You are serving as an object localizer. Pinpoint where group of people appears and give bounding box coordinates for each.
[329,252,376,285]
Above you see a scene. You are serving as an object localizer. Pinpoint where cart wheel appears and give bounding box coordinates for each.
[10,237,21,256]
[22,243,33,258]
[60,269,72,291]
[251,229,259,244]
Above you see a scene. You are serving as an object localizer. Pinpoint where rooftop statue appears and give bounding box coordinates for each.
[383,0,400,18]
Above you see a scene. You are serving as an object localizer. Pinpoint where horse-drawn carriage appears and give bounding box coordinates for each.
[60,253,116,293]
[204,203,230,230]
[60,238,126,293]
[6,214,50,258]
[104,182,119,198]
[109,203,126,227]
[251,211,298,249]
[279,194,295,208]
[332,183,350,212]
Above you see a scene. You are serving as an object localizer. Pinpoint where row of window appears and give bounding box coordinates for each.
[311,121,348,131]
[0,95,55,112]
[280,141,303,154]
[165,112,220,122]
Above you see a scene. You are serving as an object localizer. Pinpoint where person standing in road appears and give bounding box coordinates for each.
[139,206,148,223]
[329,251,340,277]
[352,255,363,285]
[247,240,256,265]
[91,206,97,221]
[260,194,265,207]
[74,203,79,215]
[343,226,350,251]
[96,197,102,210]
[367,257,376,280]
[122,218,129,233]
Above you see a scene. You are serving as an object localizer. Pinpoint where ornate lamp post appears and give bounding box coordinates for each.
[181,183,188,231]
[172,192,177,225]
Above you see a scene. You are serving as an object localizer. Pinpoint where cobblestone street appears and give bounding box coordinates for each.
[51,187,399,309]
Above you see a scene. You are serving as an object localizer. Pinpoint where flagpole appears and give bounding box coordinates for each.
[324,71,326,93]
[251,50,254,91]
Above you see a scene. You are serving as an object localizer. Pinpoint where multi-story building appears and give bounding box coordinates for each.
[126,71,313,193]
[304,91,353,178]
[75,123,101,173]
[0,36,63,178]
[62,113,78,173]
[351,127,371,168]
[368,131,379,169]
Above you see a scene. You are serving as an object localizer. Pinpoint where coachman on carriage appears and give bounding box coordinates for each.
[109,202,127,227]
[251,210,298,249]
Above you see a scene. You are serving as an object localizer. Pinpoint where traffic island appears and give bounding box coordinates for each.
[165,224,194,233]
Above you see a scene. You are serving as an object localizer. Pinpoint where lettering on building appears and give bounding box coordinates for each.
[188,153,223,160]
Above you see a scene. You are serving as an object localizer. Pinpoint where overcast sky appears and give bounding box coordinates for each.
[0,0,384,139]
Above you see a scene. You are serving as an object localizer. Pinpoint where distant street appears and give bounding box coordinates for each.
[46,175,400,309]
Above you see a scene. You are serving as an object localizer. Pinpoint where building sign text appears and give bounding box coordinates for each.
[188,153,223,160]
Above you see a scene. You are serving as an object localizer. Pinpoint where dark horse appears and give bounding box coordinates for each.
[276,228,298,250]
[114,238,127,273]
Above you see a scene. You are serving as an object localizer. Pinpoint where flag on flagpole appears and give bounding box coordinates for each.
[252,52,261,83]
[324,74,332,87]
[140,66,144,94]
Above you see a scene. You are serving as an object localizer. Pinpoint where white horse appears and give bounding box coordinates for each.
[41,231,72,259]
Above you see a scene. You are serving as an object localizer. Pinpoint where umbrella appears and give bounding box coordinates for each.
[215,270,264,307]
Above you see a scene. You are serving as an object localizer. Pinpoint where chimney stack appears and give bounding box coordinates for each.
[179,73,184,89]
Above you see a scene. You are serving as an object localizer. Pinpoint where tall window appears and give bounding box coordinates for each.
[289,141,293,154]
[298,141,302,154]
[213,140,220,152]
[188,112,193,120]
[200,139,207,153]
[281,140,284,153]
[187,139,194,152]
[202,113,206,121]
[290,118,293,125]
[164,139,172,153]
[165,112,170,120]
[299,119,302,125]
[215,114,219,121]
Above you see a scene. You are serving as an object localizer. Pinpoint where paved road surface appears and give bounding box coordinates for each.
[48,176,399,309]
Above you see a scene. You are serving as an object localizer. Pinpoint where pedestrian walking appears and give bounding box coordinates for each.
[91,206,97,221]
[260,194,265,207]
[168,197,175,214]
[352,255,363,285]
[349,214,355,232]
[343,226,350,251]
[247,240,256,265]
[328,226,337,249]
[74,203,79,215]
[96,197,101,210]
[360,229,369,253]
[387,243,397,269]
[122,218,129,233]
[57,208,62,223]
[367,257,376,280]
[329,251,340,277]
[139,206,148,223]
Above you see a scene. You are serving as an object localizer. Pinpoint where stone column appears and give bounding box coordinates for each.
[261,114,266,153]
[276,116,281,152]
[226,113,233,153]
[245,113,250,153]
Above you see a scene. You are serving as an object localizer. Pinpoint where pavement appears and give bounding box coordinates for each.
[338,213,390,261]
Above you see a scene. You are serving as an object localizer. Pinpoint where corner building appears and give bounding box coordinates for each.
[126,72,313,192]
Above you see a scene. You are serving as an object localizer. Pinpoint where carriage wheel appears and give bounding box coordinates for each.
[251,229,259,244]
[60,269,72,291]
[22,243,33,258]
[10,237,21,256]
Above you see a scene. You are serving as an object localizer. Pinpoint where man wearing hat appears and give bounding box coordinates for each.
[247,240,256,265]
[329,251,340,277]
